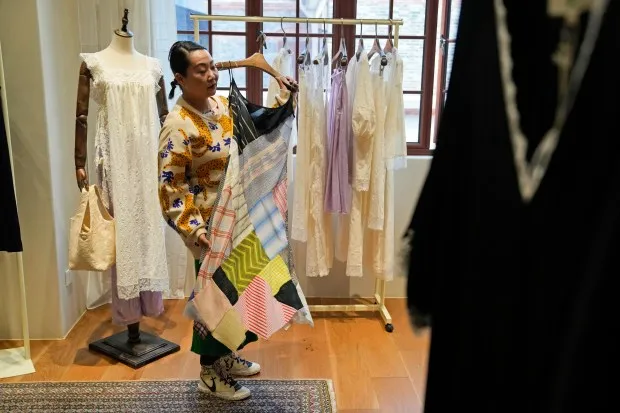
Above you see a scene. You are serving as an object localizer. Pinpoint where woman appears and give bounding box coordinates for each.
[158,41,297,401]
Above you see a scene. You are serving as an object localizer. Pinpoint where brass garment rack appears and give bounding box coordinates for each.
[190,14,403,333]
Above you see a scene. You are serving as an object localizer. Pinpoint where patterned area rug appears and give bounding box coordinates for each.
[0,379,336,412]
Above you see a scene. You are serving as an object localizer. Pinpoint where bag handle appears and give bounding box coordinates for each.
[92,185,113,220]
[79,186,92,235]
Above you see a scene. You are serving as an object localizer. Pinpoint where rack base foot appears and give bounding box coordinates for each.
[385,323,394,333]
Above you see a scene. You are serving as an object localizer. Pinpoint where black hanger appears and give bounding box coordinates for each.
[368,23,388,68]
[281,18,291,54]
[313,19,329,65]
[256,29,267,52]
[297,20,312,65]
[331,19,348,67]
[356,22,365,60]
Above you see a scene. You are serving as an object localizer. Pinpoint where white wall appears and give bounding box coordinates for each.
[0,0,62,340]
[0,0,85,340]
[37,0,88,336]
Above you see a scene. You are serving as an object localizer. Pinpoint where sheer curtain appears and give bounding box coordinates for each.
[77,0,194,309]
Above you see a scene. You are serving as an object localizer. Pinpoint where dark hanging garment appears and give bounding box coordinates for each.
[0,88,22,252]
[405,1,618,412]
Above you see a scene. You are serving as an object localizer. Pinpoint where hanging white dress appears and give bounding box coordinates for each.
[80,53,169,299]
[266,48,293,108]
[291,61,333,277]
[367,54,387,232]
[334,53,360,263]
[291,66,311,243]
[384,48,407,171]
[305,62,333,277]
[371,49,406,281]
[346,50,376,277]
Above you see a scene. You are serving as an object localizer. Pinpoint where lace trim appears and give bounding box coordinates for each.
[354,178,370,191]
[493,0,610,202]
[80,53,164,101]
[305,264,330,278]
[346,264,363,278]
[116,277,170,300]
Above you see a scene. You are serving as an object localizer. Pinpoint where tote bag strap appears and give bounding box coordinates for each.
[92,184,113,221]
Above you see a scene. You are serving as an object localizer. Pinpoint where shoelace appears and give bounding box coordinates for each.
[233,355,252,367]
[213,358,238,387]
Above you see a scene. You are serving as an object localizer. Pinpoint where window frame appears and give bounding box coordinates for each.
[176,0,454,156]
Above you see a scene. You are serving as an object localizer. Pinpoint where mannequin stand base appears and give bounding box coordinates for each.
[89,330,180,369]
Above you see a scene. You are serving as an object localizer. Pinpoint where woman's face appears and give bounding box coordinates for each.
[176,49,219,100]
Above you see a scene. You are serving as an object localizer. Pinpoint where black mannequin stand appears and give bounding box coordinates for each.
[89,321,180,369]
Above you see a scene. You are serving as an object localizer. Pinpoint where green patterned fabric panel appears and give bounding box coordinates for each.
[221,231,270,294]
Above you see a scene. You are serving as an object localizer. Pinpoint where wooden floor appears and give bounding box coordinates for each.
[0,298,429,412]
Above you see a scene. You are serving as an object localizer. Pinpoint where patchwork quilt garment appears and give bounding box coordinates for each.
[185,78,313,351]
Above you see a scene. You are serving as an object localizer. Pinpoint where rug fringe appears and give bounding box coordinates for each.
[326,379,337,412]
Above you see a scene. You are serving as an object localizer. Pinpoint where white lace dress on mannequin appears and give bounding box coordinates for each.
[80,53,169,319]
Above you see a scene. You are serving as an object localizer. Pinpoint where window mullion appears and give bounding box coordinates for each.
[418,0,440,151]
[208,0,213,52]
[333,0,356,66]
[432,0,452,143]
[246,0,263,104]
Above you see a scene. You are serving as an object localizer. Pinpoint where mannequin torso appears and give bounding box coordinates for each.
[96,33,148,71]
[74,32,169,189]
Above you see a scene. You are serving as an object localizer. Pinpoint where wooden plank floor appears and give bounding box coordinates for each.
[0,298,429,412]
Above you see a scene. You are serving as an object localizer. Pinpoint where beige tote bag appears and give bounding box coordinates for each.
[69,185,116,271]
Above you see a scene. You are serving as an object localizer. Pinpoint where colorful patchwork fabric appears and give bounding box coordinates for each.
[186,78,313,350]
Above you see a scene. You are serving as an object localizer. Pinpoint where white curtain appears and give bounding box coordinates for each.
[77,0,195,308]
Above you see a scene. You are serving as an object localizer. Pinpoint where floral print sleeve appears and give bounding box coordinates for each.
[158,120,206,245]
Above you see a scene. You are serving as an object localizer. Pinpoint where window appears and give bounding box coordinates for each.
[176,0,248,93]
[431,0,461,148]
[175,0,461,156]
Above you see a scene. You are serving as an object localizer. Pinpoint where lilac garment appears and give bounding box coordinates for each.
[324,68,352,214]
[111,265,164,325]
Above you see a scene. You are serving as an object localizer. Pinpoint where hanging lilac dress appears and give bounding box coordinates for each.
[324,68,352,214]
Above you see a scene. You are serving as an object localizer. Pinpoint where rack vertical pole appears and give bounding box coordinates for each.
[193,18,199,43]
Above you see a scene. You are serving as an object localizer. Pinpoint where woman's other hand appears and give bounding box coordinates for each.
[277,76,299,94]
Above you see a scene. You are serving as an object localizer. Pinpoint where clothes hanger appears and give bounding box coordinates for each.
[216,55,287,85]
[355,22,365,61]
[331,19,348,67]
[297,19,312,65]
[281,17,291,54]
[216,32,294,90]
[384,19,395,53]
[256,29,267,52]
[313,19,329,65]
[368,22,388,67]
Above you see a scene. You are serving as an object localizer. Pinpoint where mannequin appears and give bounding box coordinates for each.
[74,9,178,368]
[75,9,168,187]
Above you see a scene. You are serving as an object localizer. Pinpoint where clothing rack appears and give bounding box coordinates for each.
[0,39,35,378]
[190,14,401,333]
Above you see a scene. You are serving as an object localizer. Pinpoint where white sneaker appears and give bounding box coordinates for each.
[198,360,251,401]
[222,353,262,376]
